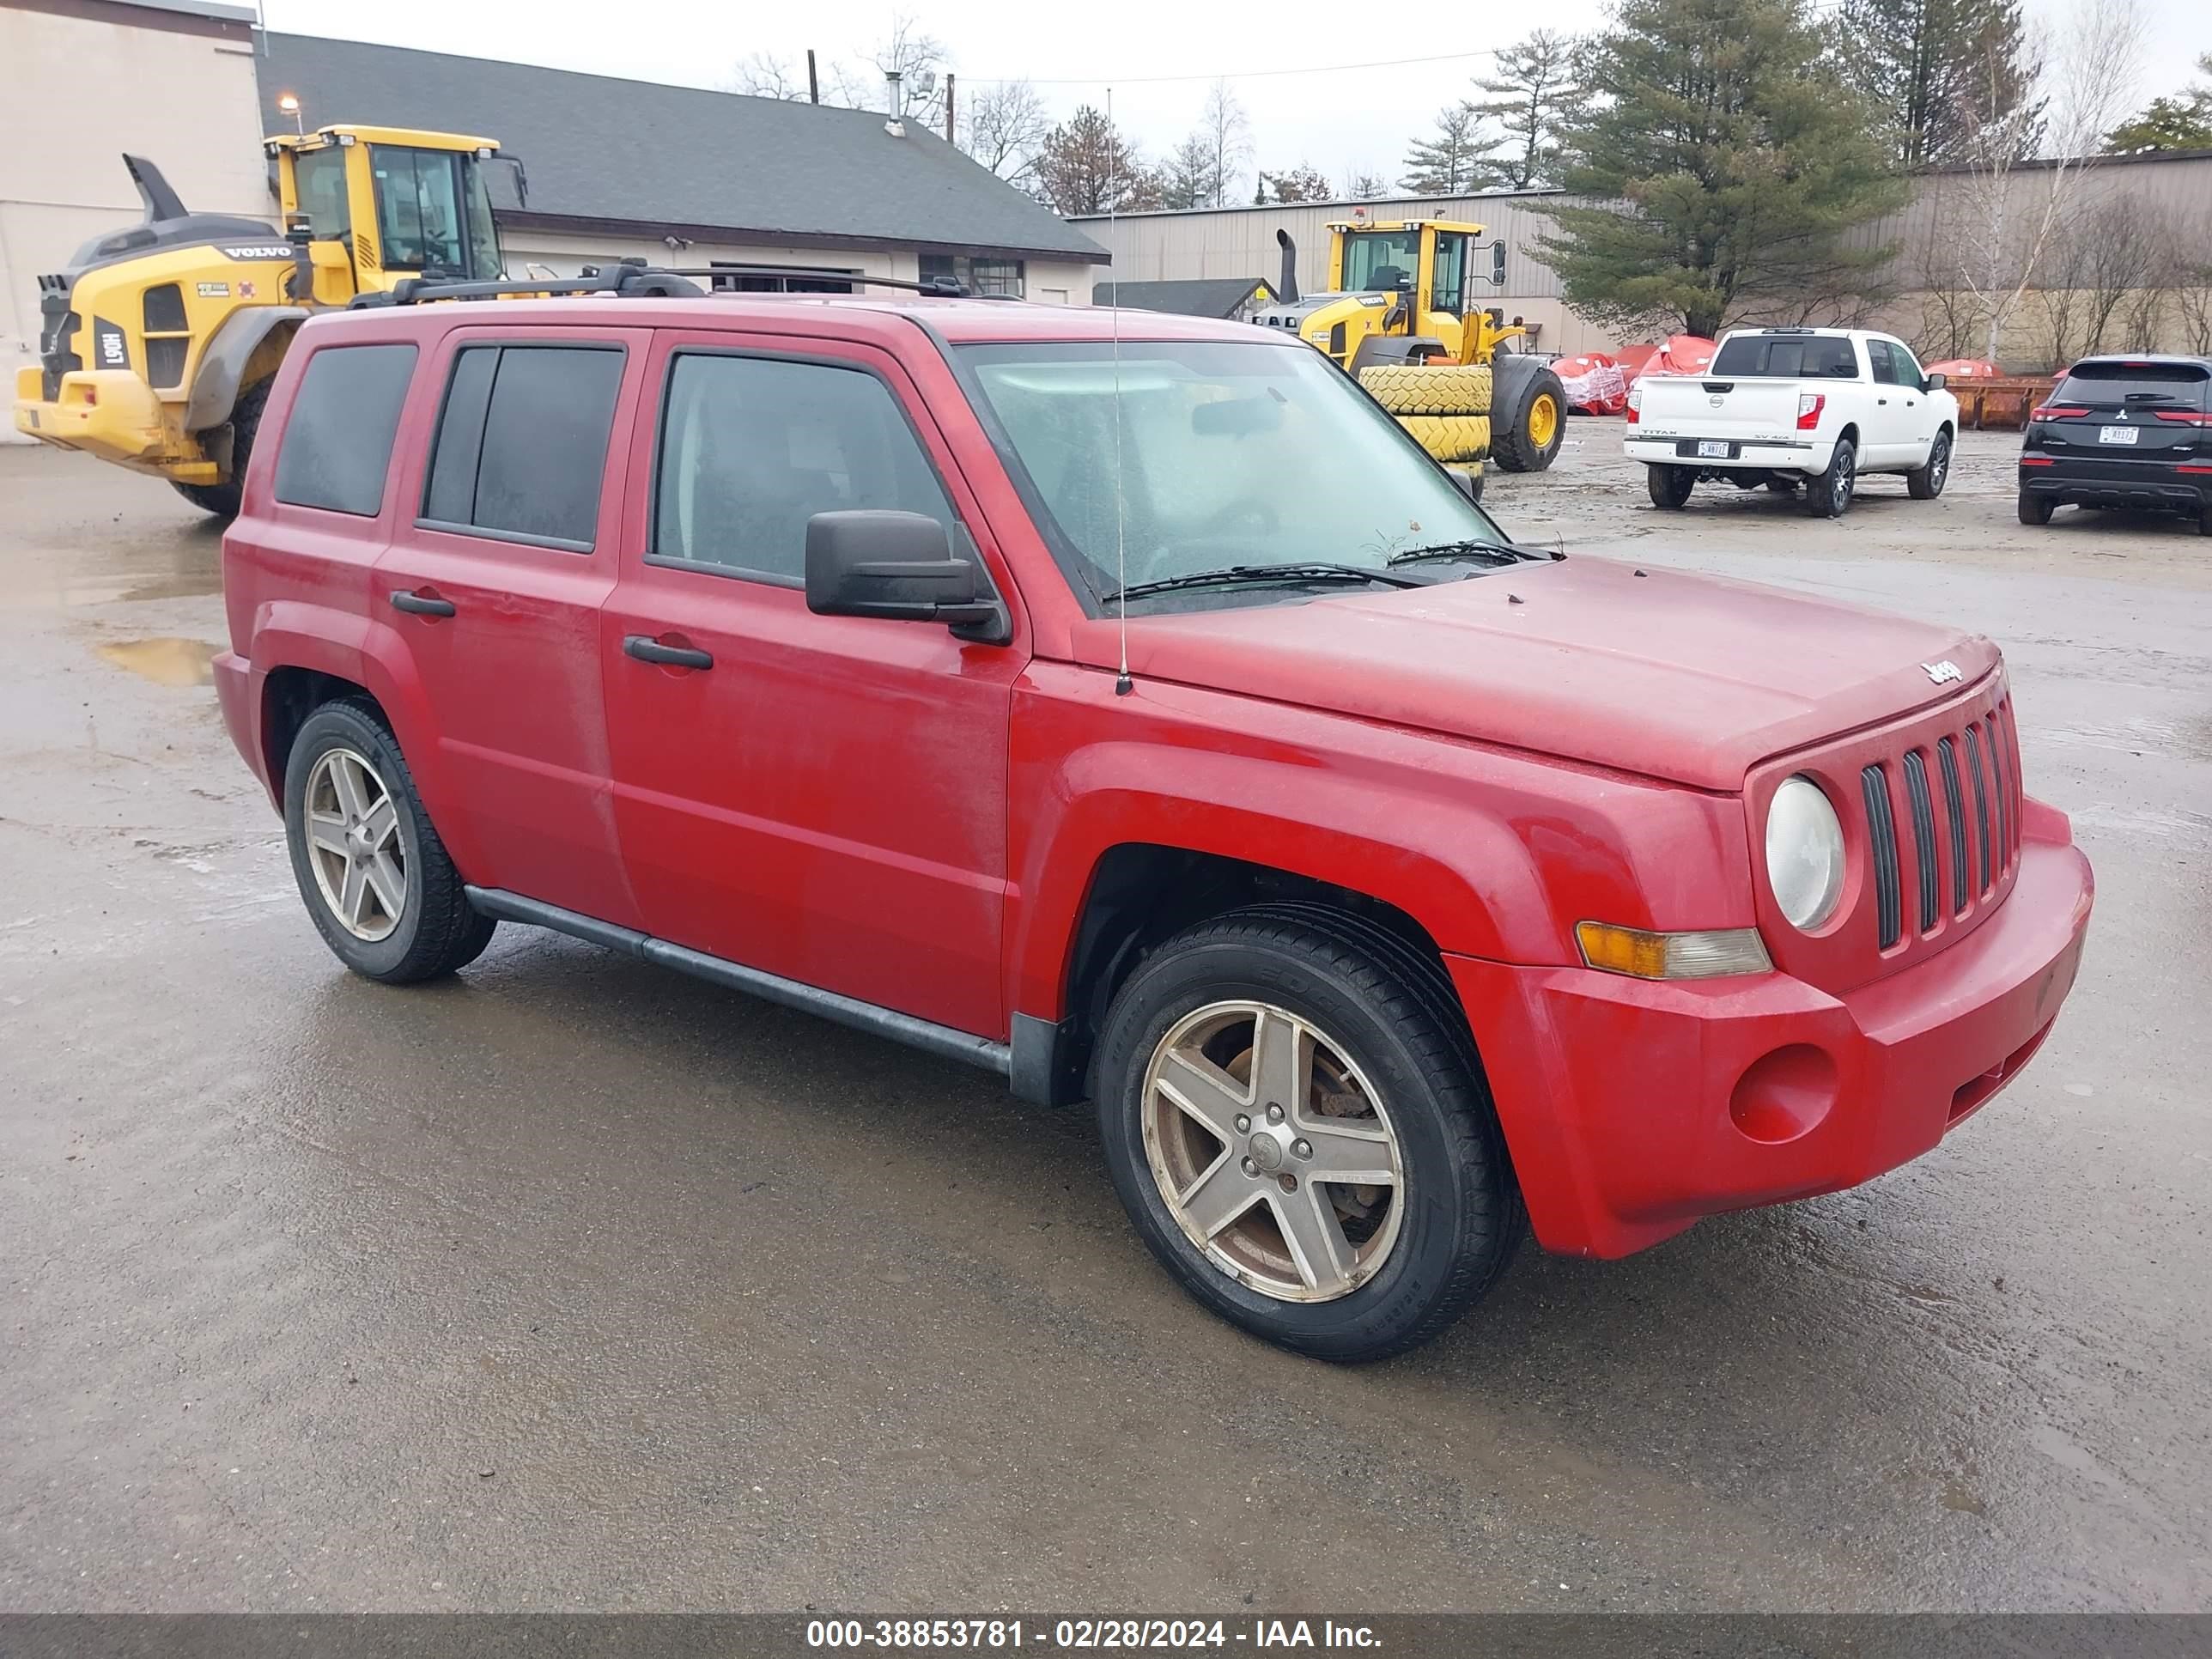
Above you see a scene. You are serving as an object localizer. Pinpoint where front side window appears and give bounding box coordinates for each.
[652,353,959,581]
[372,147,500,279]
[1889,339,1926,386]
[273,343,416,516]
[422,344,624,547]
[291,146,350,241]
[959,340,1510,610]
[1340,231,1419,294]
[1430,234,1468,317]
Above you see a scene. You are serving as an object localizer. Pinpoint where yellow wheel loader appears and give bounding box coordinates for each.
[1248,219,1567,488]
[13,126,519,516]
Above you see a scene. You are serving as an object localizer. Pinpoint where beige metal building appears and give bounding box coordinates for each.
[2,0,270,416]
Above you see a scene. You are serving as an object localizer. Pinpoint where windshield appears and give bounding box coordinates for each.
[958,340,1510,609]
[371,146,504,279]
[1340,230,1419,293]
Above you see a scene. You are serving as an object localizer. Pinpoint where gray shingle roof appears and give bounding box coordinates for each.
[1093,277,1276,317]
[258,34,1108,263]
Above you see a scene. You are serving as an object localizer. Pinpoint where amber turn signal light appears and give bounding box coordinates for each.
[1576,921,1772,981]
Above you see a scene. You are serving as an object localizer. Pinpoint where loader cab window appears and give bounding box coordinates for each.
[1340,231,1419,295]
[1430,233,1468,317]
[371,146,504,280]
[290,146,350,241]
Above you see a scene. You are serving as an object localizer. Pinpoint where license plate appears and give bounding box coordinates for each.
[1697,440,1731,459]
[2100,424,2137,445]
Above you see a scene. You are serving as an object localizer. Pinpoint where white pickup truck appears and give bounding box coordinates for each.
[1624,327,1960,518]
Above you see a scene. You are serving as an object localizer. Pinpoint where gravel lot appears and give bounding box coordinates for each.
[2,425,2206,1613]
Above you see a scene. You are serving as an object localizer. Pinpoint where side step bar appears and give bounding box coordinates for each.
[463,886,1013,1079]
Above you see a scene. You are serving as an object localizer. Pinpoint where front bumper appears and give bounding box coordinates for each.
[2021,457,2209,513]
[11,366,219,483]
[1626,433,1830,471]
[1449,820,2094,1258]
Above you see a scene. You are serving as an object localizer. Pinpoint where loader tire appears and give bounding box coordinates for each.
[169,378,270,520]
[1358,363,1493,416]
[1396,413,1492,465]
[1491,360,1567,474]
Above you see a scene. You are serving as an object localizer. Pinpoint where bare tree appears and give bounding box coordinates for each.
[960,80,1050,185]
[2077,192,2160,352]
[1341,167,1390,199]
[1948,0,2148,362]
[834,15,952,125]
[1200,81,1252,208]
[2171,213,2212,353]
[725,52,809,101]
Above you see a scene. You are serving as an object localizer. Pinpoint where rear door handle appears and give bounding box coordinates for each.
[389,589,456,617]
[623,635,714,671]
[1877,397,1890,405]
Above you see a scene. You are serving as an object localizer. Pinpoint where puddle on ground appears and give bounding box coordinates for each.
[97,637,217,687]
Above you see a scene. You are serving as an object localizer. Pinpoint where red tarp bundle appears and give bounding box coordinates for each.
[1555,352,1629,415]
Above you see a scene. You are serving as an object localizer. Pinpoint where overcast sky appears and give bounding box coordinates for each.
[259,0,2212,197]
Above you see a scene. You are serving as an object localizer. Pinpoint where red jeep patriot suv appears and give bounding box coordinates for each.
[216,274,2094,1362]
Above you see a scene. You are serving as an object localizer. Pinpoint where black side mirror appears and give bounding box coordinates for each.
[805,510,1000,632]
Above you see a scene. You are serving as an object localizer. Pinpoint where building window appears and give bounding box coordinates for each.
[919,254,1025,298]
[709,264,856,294]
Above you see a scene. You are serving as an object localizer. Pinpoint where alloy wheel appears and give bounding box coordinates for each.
[1140,1000,1405,1303]
[303,747,406,942]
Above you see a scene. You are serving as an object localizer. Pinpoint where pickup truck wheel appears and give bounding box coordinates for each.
[1905,429,1953,499]
[1646,464,1695,509]
[1805,439,1856,518]
[283,699,496,984]
[2018,491,2056,526]
[1095,911,1518,1362]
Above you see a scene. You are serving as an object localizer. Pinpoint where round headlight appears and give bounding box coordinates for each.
[1765,775,1845,932]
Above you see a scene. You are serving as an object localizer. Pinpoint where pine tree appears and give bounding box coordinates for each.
[2106,54,2212,153]
[1471,31,1579,190]
[1158,135,1218,210]
[1400,104,1497,195]
[1832,0,2041,167]
[1255,164,1335,204]
[1536,0,1906,338]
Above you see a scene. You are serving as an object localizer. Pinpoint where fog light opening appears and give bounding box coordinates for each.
[1729,1044,1838,1145]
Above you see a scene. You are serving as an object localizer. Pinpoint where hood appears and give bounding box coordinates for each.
[1066,557,1998,791]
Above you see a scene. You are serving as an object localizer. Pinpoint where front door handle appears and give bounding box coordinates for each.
[1876,397,1889,405]
[390,588,456,617]
[623,635,714,671]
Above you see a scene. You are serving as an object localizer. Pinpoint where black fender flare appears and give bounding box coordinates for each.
[184,306,308,433]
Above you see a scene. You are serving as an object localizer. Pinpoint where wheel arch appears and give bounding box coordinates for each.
[184,306,307,434]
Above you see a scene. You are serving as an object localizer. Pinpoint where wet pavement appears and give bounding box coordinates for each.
[2,433,2207,1613]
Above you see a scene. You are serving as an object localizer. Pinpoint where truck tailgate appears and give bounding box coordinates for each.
[1638,376,1804,444]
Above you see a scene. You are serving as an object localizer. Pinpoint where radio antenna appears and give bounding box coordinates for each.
[1108,85,1133,697]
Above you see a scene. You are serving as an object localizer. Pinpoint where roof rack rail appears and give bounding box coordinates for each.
[349,257,1012,308]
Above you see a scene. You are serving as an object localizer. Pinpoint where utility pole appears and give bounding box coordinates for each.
[945,72,956,143]
[806,49,819,105]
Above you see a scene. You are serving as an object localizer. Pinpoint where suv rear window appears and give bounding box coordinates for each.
[272,343,417,516]
[422,344,625,549]
[1711,336,1860,379]
[2059,361,2211,404]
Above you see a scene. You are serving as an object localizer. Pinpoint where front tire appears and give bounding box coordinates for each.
[1906,429,1953,500]
[2018,491,2055,526]
[1095,909,1520,1363]
[283,698,495,983]
[1806,438,1857,518]
[1492,362,1568,473]
[1647,463,1695,509]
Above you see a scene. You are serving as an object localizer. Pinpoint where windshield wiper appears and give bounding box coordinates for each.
[1101,562,1428,603]
[1385,538,1546,568]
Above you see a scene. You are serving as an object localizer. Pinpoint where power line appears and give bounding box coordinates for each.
[967,47,1505,88]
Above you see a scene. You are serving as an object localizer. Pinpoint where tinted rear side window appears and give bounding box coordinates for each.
[422,344,625,548]
[272,343,416,516]
[1711,336,1860,379]
[2059,361,2212,404]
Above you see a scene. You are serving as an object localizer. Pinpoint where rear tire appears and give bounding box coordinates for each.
[1906,428,1953,500]
[1805,438,1856,518]
[283,697,496,984]
[1647,464,1695,509]
[2018,491,2055,526]
[2198,503,2212,536]
[167,378,270,520]
[1095,908,1520,1363]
